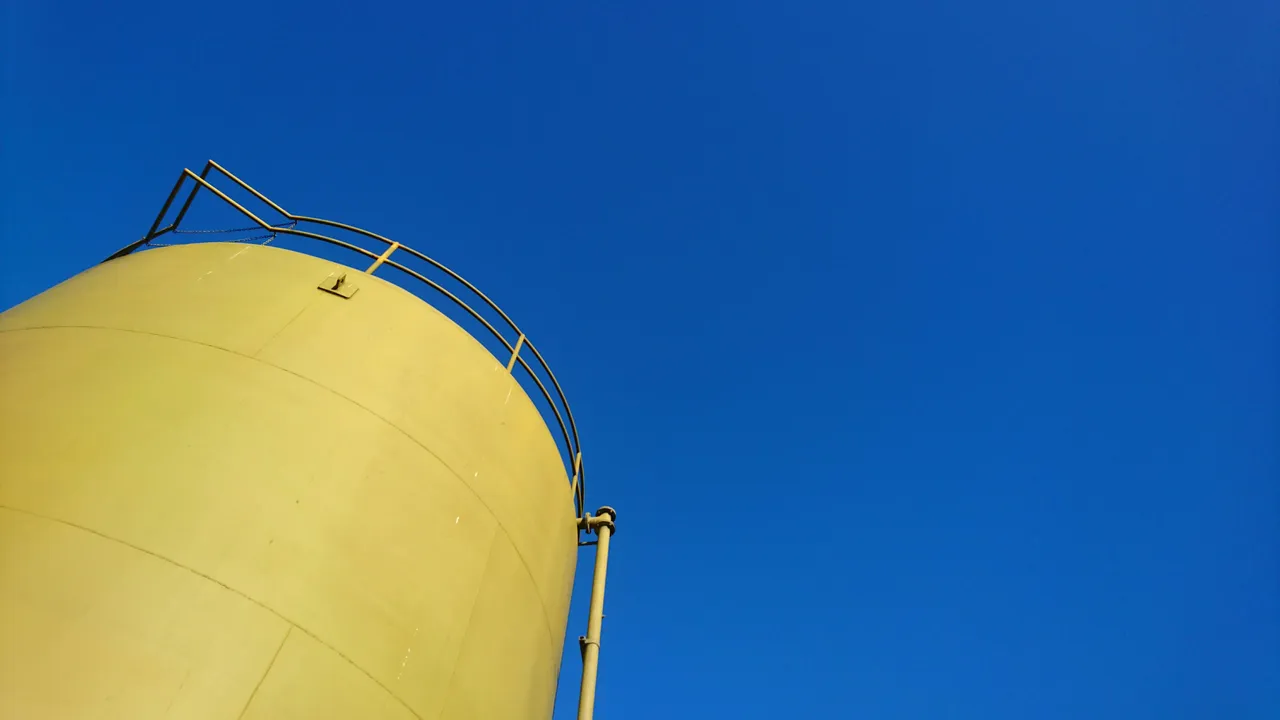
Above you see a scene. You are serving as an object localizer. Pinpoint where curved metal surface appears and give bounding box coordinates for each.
[0,242,579,719]
[104,161,587,513]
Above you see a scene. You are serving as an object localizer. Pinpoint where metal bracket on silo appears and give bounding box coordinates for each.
[318,272,358,298]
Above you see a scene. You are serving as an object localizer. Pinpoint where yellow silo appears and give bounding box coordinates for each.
[0,162,615,720]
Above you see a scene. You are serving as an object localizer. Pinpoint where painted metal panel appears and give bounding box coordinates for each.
[0,243,576,719]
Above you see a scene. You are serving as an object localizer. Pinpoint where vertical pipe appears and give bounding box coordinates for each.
[577,517,613,720]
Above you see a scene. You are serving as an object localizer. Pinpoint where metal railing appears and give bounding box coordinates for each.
[104,161,587,516]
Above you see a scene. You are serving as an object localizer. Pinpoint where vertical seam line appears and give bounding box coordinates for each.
[237,626,292,719]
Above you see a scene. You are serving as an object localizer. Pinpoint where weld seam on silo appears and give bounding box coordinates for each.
[431,530,500,719]
[0,505,426,720]
[248,300,317,358]
[0,323,567,648]
[237,626,292,720]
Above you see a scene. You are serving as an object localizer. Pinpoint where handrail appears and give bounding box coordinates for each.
[104,161,587,516]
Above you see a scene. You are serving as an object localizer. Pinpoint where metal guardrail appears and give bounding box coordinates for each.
[103,160,587,517]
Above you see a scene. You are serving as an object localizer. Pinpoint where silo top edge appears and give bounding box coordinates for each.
[101,160,587,518]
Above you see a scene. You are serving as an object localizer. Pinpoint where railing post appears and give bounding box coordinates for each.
[506,333,526,372]
[170,162,214,230]
[570,452,583,509]
[365,242,401,273]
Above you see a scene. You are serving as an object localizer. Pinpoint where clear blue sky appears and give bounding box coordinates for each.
[3,1,1277,718]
